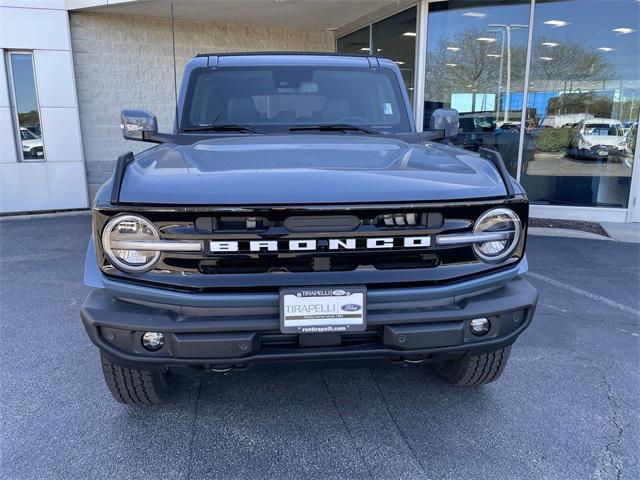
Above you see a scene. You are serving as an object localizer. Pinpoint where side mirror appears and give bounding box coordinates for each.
[121,109,158,141]
[430,108,459,139]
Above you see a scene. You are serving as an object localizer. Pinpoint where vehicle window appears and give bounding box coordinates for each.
[183,66,410,133]
[584,124,622,136]
[475,117,495,130]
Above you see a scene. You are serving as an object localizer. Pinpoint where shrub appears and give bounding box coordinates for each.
[535,127,574,152]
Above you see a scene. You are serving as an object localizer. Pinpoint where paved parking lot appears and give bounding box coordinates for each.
[1,213,638,480]
[525,152,632,177]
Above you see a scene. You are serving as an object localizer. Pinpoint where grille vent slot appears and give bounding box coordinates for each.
[375,212,444,229]
[283,215,360,232]
[195,216,271,233]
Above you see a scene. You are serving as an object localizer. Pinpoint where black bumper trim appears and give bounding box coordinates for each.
[80,278,538,367]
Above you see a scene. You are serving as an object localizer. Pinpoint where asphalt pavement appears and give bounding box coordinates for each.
[0,213,638,480]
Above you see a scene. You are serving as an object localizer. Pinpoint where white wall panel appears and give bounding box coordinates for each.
[40,107,83,162]
[0,107,18,163]
[0,161,87,212]
[47,162,88,208]
[0,7,70,51]
[0,162,50,212]
[34,50,77,107]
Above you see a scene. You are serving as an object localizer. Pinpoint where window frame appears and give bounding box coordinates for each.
[6,50,46,163]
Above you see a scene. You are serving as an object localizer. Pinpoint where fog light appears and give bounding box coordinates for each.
[470,318,491,336]
[141,331,165,351]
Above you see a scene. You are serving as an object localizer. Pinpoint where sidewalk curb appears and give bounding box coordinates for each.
[0,210,90,221]
[528,227,614,241]
[600,221,640,244]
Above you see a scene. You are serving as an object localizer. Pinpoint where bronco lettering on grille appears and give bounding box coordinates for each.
[209,236,431,253]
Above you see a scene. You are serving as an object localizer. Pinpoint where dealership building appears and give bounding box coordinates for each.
[1,0,638,223]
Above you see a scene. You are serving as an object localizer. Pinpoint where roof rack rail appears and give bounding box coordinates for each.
[110,151,135,204]
[194,51,375,58]
[478,147,515,198]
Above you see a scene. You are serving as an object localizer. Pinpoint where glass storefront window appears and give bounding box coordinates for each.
[336,27,370,55]
[336,9,417,102]
[520,0,639,208]
[423,0,531,176]
[371,7,417,102]
[336,0,639,213]
[7,52,45,161]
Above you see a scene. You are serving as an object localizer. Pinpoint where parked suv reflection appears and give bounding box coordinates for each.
[570,118,626,160]
[20,127,44,159]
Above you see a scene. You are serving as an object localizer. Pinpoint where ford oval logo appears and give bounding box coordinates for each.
[341,304,362,312]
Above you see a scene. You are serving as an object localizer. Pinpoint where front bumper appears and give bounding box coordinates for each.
[579,145,625,159]
[80,276,538,371]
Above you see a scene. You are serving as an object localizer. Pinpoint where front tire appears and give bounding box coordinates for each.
[434,346,511,386]
[100,353,176,405]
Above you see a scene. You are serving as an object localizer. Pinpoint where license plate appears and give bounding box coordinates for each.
[280,286,366,334]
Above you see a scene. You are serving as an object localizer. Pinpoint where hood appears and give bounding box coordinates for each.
[582,135,624,146]
[21,138,42,148]
[117,135,507,205]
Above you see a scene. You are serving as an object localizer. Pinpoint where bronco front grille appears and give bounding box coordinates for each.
[154,209,472,274]
[93,199,528,289]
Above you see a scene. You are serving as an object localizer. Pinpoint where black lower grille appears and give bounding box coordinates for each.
[260,331,381,349]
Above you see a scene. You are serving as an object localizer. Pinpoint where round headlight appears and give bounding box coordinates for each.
[472,208,522,263]
[102,215,161,272]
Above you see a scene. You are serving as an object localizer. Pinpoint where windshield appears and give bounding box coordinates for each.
[584,123,623,136]
[20,129,37,140]
[181,66,411,134]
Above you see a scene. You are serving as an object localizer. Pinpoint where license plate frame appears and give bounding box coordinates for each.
[279,286,367,334]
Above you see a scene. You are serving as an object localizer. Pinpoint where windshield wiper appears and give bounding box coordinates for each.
[289,124,377,134]
[183,124,259,134]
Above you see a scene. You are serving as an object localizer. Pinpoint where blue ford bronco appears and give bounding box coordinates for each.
[81,53,538,405]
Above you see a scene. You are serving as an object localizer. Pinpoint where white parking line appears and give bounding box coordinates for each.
[527,271,640,317]
[0,252,74,263]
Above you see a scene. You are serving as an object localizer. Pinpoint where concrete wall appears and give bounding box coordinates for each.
[0,2,88,213]
[69,12,335,200]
